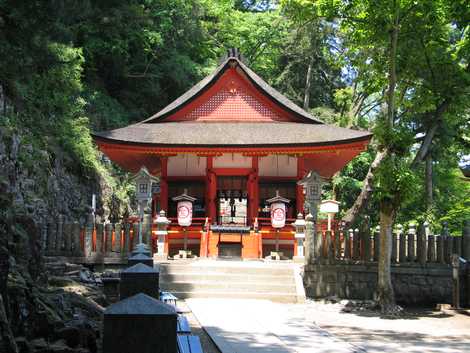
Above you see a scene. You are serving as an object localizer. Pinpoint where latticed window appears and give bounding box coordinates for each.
[139,183,148,194]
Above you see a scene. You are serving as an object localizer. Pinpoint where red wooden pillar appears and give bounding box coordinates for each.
[199,220,209,258]
[250,156,259,224]
[160,157,169,212]
[206,156,216,223]
[296,156,306,215]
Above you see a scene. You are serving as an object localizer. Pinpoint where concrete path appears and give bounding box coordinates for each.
[186,299,358,353]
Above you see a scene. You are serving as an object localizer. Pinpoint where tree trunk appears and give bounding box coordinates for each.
[376,4,400,312]
[341,148,387,226]
[377,201,396,312]
[425,152,433,212]
[303,57,313,110]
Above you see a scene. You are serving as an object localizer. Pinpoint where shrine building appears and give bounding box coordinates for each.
[93,49,371,259]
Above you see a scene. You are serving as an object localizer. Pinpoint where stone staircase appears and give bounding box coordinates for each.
[159,260,304,303]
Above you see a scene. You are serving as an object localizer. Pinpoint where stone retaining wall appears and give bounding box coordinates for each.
[303,263,469,305]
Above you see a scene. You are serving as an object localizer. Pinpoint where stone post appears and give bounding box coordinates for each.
[142,210,152,247]
[451,254,461,309]
[427,223,436,262]
[344,228,352,260]
[155,210,171,261]
[72,222,82,256]
[334,227,341,260]
[363,227,372,262]
[95,223,104,255]
[105,223,113,254]
[38,222,47,256]
[113,223,122,253]
[436,229,445,264]
[123,223,131,257]
[305,213,315,264]
[418,221,428,265]
[443,222,451,264]
[407,223,416,262]
[326,230,334,264]
[63,222,72,256]
[398,224,406,263]
[391,226,398,263]
[353,228,360,261]
[56,215,64,253]
[46,221,56,255]
[462,220,470,260]
[132,223,140,250]
[84,213,94,258]
[454,233,462,257]
[293,213,306,263]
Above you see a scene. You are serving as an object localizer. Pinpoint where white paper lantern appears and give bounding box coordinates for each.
[177,200,193,227]
[271,202,286,228]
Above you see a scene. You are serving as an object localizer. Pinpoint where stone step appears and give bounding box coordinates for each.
[160,273,295,284]
[158,260,303,303]
[159,264,294,276]
[168,291,300,303]
[161,281,297,293]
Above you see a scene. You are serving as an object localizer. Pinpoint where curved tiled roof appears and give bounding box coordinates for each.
[93,122,371,147]
[141,56,323,124]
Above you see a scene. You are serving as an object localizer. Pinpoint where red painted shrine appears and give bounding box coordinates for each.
[93,50,372,259]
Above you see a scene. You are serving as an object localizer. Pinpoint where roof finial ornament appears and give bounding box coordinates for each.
[219,47,246,65]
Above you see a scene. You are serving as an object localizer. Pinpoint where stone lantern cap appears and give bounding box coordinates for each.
[131,243,151,256]
[155,210,171,227]
[266,190,290,204]
[128,252,153,267]
[105,293,176,316]
[172,189,196,202]
[293,213,306,227]
[130,166,160,183]
[120,263,160,300]
[128,253,152,261]
[293,213,306,238]
[122,262,158,274]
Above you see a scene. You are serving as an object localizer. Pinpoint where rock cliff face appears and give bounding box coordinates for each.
[0,127,117,353]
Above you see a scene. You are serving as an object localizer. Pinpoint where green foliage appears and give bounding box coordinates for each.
[1,0,467,229]
[59,117,100,174]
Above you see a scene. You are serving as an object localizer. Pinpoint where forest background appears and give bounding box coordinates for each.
[0,0,468,234]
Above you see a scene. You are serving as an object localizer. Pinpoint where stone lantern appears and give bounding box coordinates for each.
[131,167,159,244]
[172,189,196,258]
[154,210,171,260]
[266,190,290,260]
[297,170,324,221]
[293,213,306,262]
[319,200,340,231]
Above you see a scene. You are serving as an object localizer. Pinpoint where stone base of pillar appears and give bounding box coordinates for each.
[153,253,168,262]
[266,251,284,261]
[173,250,193,259]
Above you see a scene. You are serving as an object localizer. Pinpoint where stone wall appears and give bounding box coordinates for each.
[304,263,469,305]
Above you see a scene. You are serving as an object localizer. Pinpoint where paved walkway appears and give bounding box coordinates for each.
[187,299,470,353]
[186,299,357,353]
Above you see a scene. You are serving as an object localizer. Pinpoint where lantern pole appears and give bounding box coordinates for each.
[138,200,144,244]
[275,228,280,252]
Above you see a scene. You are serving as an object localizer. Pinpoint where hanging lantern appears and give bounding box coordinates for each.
[266,190,290,228]
[172,189,196,227]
